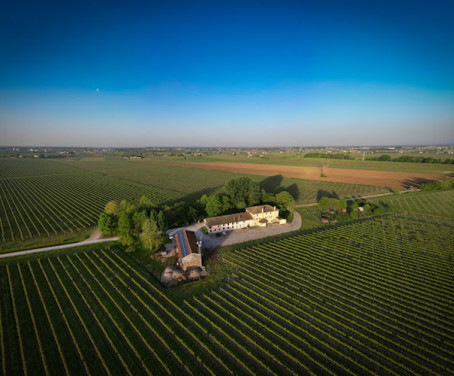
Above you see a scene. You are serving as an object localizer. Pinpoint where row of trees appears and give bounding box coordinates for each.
[420,179,454,191]
[98,196,168,253]
[304,152,354,160]
[367,154,454,164]
[200,177,294,218]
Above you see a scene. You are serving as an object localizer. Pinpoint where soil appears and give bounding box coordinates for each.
[161,161,445,188]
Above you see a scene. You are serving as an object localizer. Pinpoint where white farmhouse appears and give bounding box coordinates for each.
[204,212,255,234]
[204,204,286,233]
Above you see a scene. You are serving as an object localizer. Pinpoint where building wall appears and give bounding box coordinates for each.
[250,209,280,224]
[206,219,255,233]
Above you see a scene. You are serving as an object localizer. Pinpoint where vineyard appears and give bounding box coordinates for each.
[375,190,454,218]
[63,157,387,203]
[0,159,182,247]
[1,213,453,375]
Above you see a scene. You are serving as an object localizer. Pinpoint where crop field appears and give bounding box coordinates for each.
[0,159,182,247]
[63,157,388,203]
[160,161,445,188]
[181,154,454,174]
[1,214,453,375]
[375,190,454,218]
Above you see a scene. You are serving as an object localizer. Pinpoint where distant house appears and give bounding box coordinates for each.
[175,230,202,271]
[204,205,286,233]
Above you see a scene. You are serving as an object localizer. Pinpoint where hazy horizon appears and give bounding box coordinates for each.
[1,0,453,147]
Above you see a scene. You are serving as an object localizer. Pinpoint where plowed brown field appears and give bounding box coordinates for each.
[161,161,445,188]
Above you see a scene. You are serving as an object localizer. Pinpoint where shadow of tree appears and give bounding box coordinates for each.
[286,183,300,201]
[316,190,339,201]
[401,177,438,188]
[260,175,284,193]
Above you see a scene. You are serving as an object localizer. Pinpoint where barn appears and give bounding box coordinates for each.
[175,230,202,271]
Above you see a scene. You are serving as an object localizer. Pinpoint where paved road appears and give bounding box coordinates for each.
[0,237,118,259]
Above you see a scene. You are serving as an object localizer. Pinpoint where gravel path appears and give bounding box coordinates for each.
[0,237,118,259]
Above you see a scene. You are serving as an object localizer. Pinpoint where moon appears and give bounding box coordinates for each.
[96,88,100,92]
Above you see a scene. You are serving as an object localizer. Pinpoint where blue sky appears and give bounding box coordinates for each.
[1,0,453,147]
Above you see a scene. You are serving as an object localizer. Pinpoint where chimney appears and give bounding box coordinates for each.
[197,240,202,255]
[262,207,264,213]
[274,206,276,211]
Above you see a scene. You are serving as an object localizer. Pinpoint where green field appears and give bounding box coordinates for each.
[1,214,453,375]
[0,159,182,249]
[63,157,388,203]
[375,190,454,218]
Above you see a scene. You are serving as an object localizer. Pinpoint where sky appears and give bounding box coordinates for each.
[0,0,453,147]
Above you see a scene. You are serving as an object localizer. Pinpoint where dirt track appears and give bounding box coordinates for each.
[162,161,445,188]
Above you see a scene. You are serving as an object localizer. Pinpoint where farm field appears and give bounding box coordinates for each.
[374,190,454,218]
[63,157,388,203]
[0,159,182,250]
[155,154,454,174]
[1,214,453,375]
[159,160,446,188]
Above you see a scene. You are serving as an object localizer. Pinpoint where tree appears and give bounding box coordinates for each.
[176,206,189,226]
[125,203,137,214]
[350,201,359,211]
[318,197,329,210]
[276,191,294,211]
[339,198,347,210]
[118,212,134,246]
[224,177,262,207]
[150,209,158,223]
[140,218,161,251]
[139,195,155,212]
[205,195,222,217]
[221,195,231,212]
[98,212,115,236]
[248,182,262,206]
[119,200,129,212]
[186,207,198,223]
[350,211,358,220]
[200,195,209,206]
[326,198,340,211]
[262,192,276,205]
[132,211,147,233]
[378,154,392,161]
[157,210,168,233]
[105,200,119,216]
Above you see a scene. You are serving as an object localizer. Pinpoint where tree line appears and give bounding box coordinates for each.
[199,177,294,220]
[304,152,355,160]
[367,154,454,164]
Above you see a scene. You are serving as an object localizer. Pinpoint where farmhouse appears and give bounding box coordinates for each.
[204,204,286,233]
[204,212,255,233]
[175,230,202,271]
[246,204,286,227]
